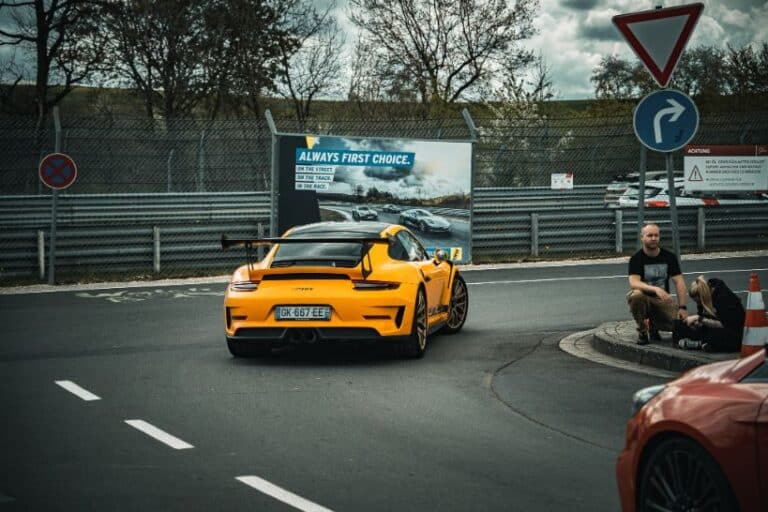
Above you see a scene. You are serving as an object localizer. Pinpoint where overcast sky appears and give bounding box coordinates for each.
[334,0,767,100]
[1,1,764,101]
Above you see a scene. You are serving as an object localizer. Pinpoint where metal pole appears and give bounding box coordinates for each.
[197,129,206,192]
[666,153,681,256]
[615,209,623,253]
[531,213,539,257]
[265,109,279,237]
[637,145,647,249]
[37,230,45,279]
[461,108,478,264]
[167,149,175,192]
[153,227,161,273]
[47,106,62,285]
[697,207,705,251]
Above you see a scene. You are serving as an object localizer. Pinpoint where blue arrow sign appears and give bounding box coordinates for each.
[633,89,699,152]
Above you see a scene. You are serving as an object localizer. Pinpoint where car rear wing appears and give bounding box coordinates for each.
[220,234,391,278]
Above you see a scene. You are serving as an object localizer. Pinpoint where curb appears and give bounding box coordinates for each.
[590,321,734,374]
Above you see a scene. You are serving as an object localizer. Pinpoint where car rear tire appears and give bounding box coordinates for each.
[637,437,738,512]
[441,274,468,334]
[227,339,271,357]
[396,288,427,359]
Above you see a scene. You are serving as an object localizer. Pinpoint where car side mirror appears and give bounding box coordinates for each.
[433,248,449,264]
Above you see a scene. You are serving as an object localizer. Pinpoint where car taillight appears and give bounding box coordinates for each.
[645,200,668,208]
[229,281,259,291]
[352,280,400,290]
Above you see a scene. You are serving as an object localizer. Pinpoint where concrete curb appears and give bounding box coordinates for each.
[590,320,735,374]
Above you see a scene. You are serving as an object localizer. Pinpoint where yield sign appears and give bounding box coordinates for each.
[613,3,704,87]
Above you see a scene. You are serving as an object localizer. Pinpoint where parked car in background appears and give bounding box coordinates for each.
[352,205,378,221]
[616,348,768,512]
[381,204,402,213]
[398,208,451,233]
[617,178,768,208]
[605,171,681,208]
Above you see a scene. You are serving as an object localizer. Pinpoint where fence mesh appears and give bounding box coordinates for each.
[0,109,766,283]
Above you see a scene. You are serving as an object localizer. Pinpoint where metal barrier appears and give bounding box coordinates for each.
[1,190,766,283]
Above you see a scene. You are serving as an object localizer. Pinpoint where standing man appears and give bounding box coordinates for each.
[627,223,688,345]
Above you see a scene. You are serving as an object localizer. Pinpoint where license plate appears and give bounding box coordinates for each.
[275,305,331,321]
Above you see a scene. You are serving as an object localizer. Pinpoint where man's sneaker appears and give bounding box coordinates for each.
[678,338,702,350]
[637,332,650,345]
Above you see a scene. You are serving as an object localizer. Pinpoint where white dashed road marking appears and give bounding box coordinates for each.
[124,420,194,450]
[55,380,101,401]
[236,476,334,512]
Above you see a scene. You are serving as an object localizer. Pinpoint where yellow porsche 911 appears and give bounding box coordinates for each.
[221,221,468,358]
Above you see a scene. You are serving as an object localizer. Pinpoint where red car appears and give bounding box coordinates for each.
[617,348,768,512]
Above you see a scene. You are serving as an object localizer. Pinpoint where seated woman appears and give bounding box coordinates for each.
[675,276,745,352]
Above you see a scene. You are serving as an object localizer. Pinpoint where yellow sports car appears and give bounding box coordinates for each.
[221,221,468,358]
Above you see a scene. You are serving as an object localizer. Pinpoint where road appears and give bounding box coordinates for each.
[0,256,765,511]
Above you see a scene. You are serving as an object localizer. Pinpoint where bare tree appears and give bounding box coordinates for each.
[277,3,345,129]
[0,0,106,125]
[346,0,538,108]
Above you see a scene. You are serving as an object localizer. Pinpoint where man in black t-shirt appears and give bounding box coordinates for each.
[627,223,689,345]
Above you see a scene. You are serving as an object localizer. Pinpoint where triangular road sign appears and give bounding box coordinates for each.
[688,165,703,181]
[613,3,704,87]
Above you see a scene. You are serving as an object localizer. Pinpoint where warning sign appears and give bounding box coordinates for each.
[551,173,574,190]
[684,145,768,192]
[688,165,703,181]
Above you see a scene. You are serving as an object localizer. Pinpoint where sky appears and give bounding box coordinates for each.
[1,1,765,101]
[332,0,768,100]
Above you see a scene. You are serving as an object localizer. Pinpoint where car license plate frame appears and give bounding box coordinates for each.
[275,305,331,321]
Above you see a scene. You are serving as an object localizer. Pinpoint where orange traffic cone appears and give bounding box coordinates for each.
[741,273,768,357]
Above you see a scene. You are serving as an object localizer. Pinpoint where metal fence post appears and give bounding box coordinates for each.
[197,129,207,192]
[167,149,175,192]
[38,230,45,279]
[697,207,705,250]
[615,209,623,253]
[531,213,539,257]
[153,227,161,273]
[257,223,265,261]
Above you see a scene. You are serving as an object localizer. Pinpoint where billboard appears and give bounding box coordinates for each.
[276,135,473,263]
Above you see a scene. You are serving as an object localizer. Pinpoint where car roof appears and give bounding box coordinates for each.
[286,221,391,238]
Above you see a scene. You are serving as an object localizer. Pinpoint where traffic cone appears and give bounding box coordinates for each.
[741,273,768,357]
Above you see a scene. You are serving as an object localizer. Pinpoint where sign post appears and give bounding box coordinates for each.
[614,3,703,257]
[39,147,77,284]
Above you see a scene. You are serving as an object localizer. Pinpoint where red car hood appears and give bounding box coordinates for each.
[672,349,765,386]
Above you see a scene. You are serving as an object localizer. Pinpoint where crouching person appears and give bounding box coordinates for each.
[627,223,688,345]
[675,276,745,352]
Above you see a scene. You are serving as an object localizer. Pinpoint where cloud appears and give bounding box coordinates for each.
[561,0,600,10]
[581,9,622,41]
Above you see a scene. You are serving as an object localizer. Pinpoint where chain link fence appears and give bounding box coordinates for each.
[0,109,766,284]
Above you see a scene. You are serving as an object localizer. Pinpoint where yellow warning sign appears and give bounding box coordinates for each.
[450,247,462,260]
[688,165,703,181]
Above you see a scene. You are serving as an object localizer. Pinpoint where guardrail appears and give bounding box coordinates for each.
[1,189,766,283]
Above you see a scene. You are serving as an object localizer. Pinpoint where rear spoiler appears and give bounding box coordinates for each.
[220,234,391,278]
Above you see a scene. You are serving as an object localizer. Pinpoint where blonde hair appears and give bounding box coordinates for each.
[689,276,716,317]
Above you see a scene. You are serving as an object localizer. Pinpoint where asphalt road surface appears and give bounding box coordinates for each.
[0,256,765,511]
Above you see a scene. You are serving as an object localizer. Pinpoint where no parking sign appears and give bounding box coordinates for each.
[39,153,77,190]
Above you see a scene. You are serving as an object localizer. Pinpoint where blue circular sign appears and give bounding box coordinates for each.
[633,89,699,152]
